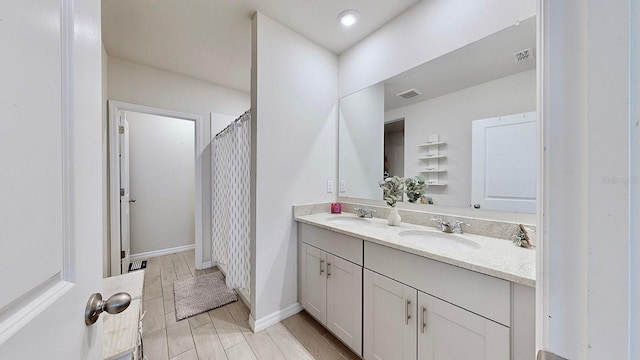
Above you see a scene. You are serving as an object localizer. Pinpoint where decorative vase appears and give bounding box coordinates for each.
[388,206,401,226]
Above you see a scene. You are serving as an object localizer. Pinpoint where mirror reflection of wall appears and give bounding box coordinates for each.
[338,16,537,213]
[386,69,536,209]
[338,83,384,200]
[384,120,404,178]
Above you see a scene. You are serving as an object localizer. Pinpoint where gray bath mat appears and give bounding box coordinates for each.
[173,271,237,320]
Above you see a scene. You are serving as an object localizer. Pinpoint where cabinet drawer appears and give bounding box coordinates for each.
[300,224,363,265]
[364,241,511,326]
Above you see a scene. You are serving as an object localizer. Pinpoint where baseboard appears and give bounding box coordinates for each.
[249,302,303,333]
[236,288,250,309]
[200,261,214,269]
[130,244,195,261]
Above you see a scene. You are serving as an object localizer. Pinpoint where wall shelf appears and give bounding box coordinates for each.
[425,182,447,186]
[420,169,447,173]
[417,155,447,160]
[416,141,447,147]
[417,134,447,187]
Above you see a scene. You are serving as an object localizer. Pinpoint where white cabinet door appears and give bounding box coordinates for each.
[418,291,509,360]
[327,254,362,356]
[301,244,327,324]
[364,269,417,360]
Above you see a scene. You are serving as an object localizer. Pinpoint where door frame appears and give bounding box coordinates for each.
[108,101,203,275]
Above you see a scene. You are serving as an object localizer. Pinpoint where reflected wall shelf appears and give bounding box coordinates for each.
[416,141,447,147]
[417,155,447,160]
[417,134,447,187]
[420,169,447,173]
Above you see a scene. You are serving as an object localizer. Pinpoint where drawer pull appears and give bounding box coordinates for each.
[405,299,412,325]
[320,259,325,275]
[420,306,427,333]
[327,262,332,277]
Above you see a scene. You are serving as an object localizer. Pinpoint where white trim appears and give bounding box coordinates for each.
[249,303,303,333]
[201,261,216,270]
[108,100,203,276]
[535,0,545,353]
[129,244,195,261]
[237,288,250,309]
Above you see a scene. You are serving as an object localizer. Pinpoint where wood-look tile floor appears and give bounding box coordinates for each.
[141,252,361,360]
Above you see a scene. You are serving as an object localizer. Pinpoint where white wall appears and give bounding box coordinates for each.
[338,0,536,97]
[385,69,535,208]
[102,45,110,277]
[631,1,640,356]
[251,12,337,323]
[541,1,631,358]
[126,111,195,255]
[107,56,250,266]
[339,83,384,199]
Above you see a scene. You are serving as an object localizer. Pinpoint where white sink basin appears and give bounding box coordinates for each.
[398,230,480,250]
[325,216,371,226]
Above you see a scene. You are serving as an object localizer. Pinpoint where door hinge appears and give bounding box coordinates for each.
[120,188,125,196]
[119,126,124,134]
[120,251,125,259]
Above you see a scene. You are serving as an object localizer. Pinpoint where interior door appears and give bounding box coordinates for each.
[120,113,131,273]
[471,111,537,213]
[0,0,103,358]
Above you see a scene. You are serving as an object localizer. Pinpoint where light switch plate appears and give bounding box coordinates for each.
[327,180,334,193]
[340,180,346,193]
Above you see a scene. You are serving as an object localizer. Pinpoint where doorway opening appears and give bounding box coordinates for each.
[384,119,405,178]
[108,101,202,276]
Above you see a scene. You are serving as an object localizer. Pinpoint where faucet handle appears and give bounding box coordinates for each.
[452,220,471,233]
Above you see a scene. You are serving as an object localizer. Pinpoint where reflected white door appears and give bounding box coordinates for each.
[0,0,103,358]
[120,114,131,273]
[471,112,537,213]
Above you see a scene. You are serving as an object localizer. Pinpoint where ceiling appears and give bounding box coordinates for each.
[102,0,419,93]
[384,16,536,111]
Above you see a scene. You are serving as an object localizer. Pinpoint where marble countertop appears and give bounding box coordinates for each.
[295,212,536,287]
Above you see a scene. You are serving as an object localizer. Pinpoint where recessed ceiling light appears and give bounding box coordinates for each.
[338,9,359,27]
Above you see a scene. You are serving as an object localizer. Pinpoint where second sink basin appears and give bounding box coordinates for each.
[397,230,480,250]
[325,216,371,226]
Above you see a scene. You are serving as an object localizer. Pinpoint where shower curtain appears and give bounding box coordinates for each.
[211,110,250,290]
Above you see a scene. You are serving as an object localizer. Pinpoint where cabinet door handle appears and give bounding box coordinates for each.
[319,259,325,275]
[420,306,427,333]
[405,299,412,325]
[327,262,331,277]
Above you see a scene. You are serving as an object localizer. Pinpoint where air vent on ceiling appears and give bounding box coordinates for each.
[397,88,423,100]
[513,48,534,63]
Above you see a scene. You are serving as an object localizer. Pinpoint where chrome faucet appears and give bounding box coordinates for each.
[354,208,376,218]
[431,217,452,233]
[452,220,471,234]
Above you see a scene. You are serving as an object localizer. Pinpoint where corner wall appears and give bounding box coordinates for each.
[107,56,250,269]
[338,0,536,97]
[541,1,631,358]
[251,12,338,324]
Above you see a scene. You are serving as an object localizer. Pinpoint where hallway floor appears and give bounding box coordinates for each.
[141,252,360,360]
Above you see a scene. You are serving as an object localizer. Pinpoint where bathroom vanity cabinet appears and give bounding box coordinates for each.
[297,220,535,360]
[300,224,363,356]
[364,242,511,360]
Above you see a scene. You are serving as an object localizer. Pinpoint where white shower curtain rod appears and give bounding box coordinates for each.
[213,109,250,139]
